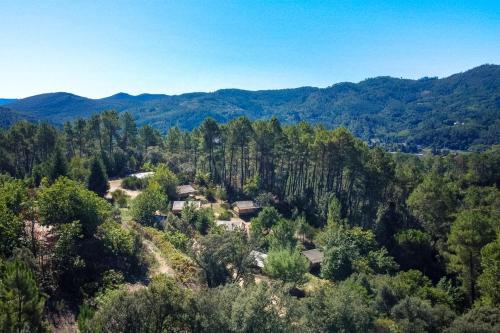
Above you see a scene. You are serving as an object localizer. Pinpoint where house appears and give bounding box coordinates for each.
[176,184,197,198]
[216,218,250,232]
[233,201,259,216]
[172,200,201,214]
[301,248,324,269]
[250,250,267,269]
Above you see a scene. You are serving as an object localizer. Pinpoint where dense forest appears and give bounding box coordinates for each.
[2,64,499,151]
[0,111,499,332]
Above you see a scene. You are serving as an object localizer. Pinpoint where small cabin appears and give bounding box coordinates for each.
[176,184,197,198]
[301,248,324,270]
[233,201,259,216]
[172,200,201,214]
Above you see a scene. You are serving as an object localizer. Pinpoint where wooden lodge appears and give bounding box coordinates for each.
[233,201,259,216]
[176,184,197,198]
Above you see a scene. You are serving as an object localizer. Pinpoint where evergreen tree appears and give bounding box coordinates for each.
[87,157,109,197]
[49,147,67,182]
[478,237,500,306]
[0,260,46,332]
[447,209,496,304]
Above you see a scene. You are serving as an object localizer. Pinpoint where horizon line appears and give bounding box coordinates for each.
[3,63,496,100]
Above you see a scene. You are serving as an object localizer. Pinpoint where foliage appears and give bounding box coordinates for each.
[303,282,375,333]
[320,225,396,280]
[0,260,47,332]
[395,229,434,273]
[48,147,68,182]
[92,274,192,332]
[407,172,458,243]
[217,209,232,221]
[151,164,178,199]
[137,224,198,284]
[229,283,298,333]
[263,248,309,285]
[268,218,297,250]
[195,282,298,333]
[181,205,214,235]
[164,230,190,252]
[38,177,112,236]
[0,108,499,330]
[131,182,168,226]
[251,206,281,249]
[96,220,135,257]
[478,236,500,306]
[243,175,260,198]
[87,157,109,196]
[391,296,455,333]
[0,177,26,257]
[447,209,496,303]
[121,176,147,190]
[111,189,129,208]
[190,230,253,287]
[445,306,500,333]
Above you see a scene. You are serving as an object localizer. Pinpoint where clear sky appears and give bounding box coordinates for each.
[1,0,499,98]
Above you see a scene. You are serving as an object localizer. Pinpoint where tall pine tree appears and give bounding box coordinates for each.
[49,148,67,182]
[87,157,109,197]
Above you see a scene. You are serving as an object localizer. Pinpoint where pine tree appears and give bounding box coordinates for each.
[49,148,67,182]
[0,260,46,332]
[87,158,109,197]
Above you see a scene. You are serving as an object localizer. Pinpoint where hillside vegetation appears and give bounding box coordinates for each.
[3,64,499,151]
[0,112,499,331]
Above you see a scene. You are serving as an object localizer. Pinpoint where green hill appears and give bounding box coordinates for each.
[3,64,499,150]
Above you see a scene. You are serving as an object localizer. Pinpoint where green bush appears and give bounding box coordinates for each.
[111,189,129,208]
[218,209,232,221]
[121,176,147,190]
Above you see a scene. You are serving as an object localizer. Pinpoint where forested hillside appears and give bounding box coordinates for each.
[3,64,499,151]
[0,112,499,332]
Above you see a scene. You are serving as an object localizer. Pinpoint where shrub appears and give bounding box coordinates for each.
[131,182,168,226]
[111,189,129,208]
[215,185,227,201]
[263,248,309,285]
[121,176,147,190]
[218,209,232,221]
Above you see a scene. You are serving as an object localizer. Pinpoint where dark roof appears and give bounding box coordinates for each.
[302,249,324,265]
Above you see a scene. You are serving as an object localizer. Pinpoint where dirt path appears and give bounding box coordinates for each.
[121,215,175,279]
[143,238,176,278]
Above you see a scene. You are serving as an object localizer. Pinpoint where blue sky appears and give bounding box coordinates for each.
[0,0,499,98]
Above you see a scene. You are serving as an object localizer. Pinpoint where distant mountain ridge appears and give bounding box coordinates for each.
[0,99,17,106]
[2,64,499,150]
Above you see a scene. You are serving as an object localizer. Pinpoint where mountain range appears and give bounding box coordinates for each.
[1,64,499,150]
